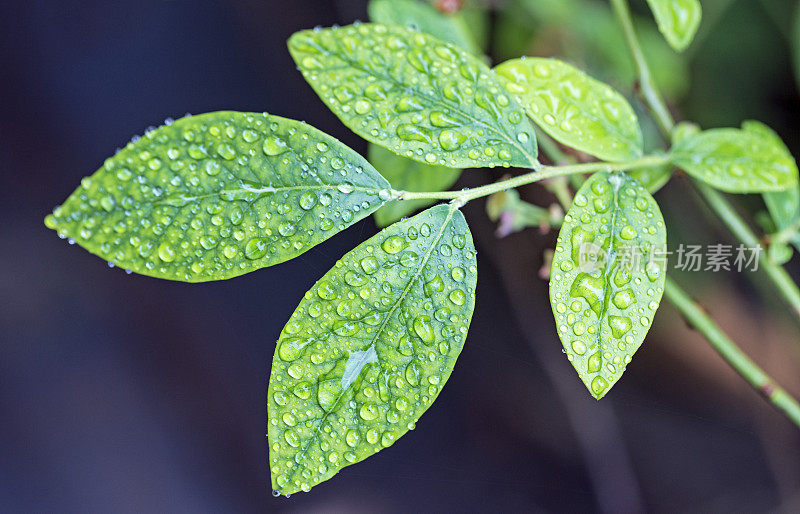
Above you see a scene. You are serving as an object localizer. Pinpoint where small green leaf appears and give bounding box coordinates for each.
[671,120,699,145]
[369,144,461,227]
[629,165,672,194]
[645,0,702,52]
[268,204,477,494]
[495,57,643,162]
[749,121,800,238]
[549,172,666,399]
[44,112,391,282]
[288,23,538,169]
[670,122,799,193]
[765,186,800,231]
[368,0,482,55]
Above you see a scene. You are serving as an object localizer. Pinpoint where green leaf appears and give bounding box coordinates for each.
[549,172,666,399]
[645,0,702,52]
[44,112,391,282]
[629,165,672,194]
[748,121,800,238]
[369,144,462,227]
[288,23,538,169]
[670,120,699,145]
[268,204,477,494]
[765,185,800,232]
[495,57,643,162]
[670,122,799,193]
[368,0,482,55]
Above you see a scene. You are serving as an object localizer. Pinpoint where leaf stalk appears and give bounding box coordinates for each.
[395,154,669,203]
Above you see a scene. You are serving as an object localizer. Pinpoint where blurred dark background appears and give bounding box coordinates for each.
[2,0,800,512]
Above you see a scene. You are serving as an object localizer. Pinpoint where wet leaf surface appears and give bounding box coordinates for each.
[268,204,477,494]
[549,172,666,399]
[646,0,702,51]
[496,57,643,162]
[44,112,390,281]
[289,23,538,169]
[670,123,799,193]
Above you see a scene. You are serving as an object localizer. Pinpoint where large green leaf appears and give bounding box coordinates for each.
[268,204,477,494]
[369,144,462,227]
[44,112,391,282]
[288,23,538,169]
[645,0,702,52]
[670,123,799,193]
[549,172,666,399]
[368,0,482,55]
[495,57,643,162]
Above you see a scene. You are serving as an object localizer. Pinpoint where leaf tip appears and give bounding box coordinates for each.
[44,213,57,231]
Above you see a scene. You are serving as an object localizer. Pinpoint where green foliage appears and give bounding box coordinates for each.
[496,57,643,162]
[369,144,461,227]
[670,122,799,193]
[629,165,672,194]
[670,120,700,145]
[268,205,477,494]
[288,23,538,169]
[748,121,800,257]
[44,112,390,282]
[42,0,800,495]
[367,0,482,55]
[549,172,666,399]
[645,0,702,52]
[751,121,800,233]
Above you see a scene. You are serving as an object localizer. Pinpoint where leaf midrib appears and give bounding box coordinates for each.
[592,174,624,387]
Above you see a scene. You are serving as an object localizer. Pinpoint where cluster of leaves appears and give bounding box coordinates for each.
[45,0,799,496]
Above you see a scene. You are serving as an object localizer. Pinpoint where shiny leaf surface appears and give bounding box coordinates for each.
[496,57,643,162]
[549,172,666,399]
[268,204,477,494]
[368,0,482,55]
[369,144,462,227]
[645,0,702,52]
[288,23,538,169]
[670,123,799,193]
[44,112,390,282]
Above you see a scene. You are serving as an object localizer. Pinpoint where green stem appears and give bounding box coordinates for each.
[664,278,800,428]
[610,0,675,136]
[694,182,800,319]
[396,154,668,203]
